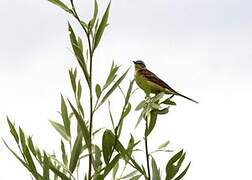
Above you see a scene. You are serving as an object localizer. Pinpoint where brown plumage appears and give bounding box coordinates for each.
[134,60,198,103]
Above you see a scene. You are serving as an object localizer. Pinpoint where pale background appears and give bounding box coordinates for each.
[0,0,252,179]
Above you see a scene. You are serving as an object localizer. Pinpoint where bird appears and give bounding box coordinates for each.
[133,60,198,103]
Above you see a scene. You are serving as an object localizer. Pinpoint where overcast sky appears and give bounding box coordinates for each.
[0,0,252,179]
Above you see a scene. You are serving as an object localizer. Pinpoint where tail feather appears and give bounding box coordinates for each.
[176,92,199,104]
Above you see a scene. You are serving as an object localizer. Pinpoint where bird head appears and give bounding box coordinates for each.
[133,60,146,70]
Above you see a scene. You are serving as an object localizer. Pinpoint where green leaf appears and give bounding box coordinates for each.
[102,154,120,177]
[77,80,82,101]
[2,139,40,177]
[49,120,69,141]
[94,2,111,49]
[130,175,142,180]
[121,170,138,179]
[158,140,170,150]
[19,127,26,152]
[112,161,119,180]
[61,140,68,166]
[124,135,135,162]
[108,100,115,128]
[68,100,91,150]
[48,0,72,13]
[98,68,129,109]
[122,103,131,119]
[7,117,19,143]
[135,100,146,111]
[125,80,135,103]
[77,37,83,53]
[68,68,77,93]
[103,62,120,89]
[150,102,160,109]
[152,92,165,102]
[103,130,146,176]
[69,132,83,173]
[95,84,102,98]
[162,98,176,105]
[61,95,71,137]
[165,150,184,180]
[135,110,144,128]
[93,145,102,173]
[48,158,71,180]
[102,130,115,164]
[146,110,158,136]
[27,136,38,161]
[89,0,98,31]
[174,162,191,180]
[156,108,169,115]
[151,157,161,180]
[22,141,39,178]
[43,153,50,180]
[68,23,90,86]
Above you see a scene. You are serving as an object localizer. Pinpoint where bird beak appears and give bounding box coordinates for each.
[133,61,136,64]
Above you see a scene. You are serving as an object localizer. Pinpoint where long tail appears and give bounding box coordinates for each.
[176,92,199,104]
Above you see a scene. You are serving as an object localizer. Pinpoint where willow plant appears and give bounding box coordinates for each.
[3,0,191,179]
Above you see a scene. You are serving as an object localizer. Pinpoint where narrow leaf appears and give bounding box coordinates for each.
[152,92,165,102]
[2,139,39,177]
[130,175,142,180]
[48,0,72,13]
[156,108,169,115]
[7,117,19,143]
[95,84,102,98]
[61,140,68,166]
[103,62,119,89]
[49,120,69,141]
[135,100,146,111]
[174,162,191,180]
[68,100,91,150]
[69,68,76,93]
[27,136,38,161]
[77,37,83,53]
[125,80,135,103]
[68,23,90,86]
[162,98,176,105]
[151,157,161,180]
[89,0,98,30]
[43,153,50,180]
[22,143,39,179]
[165,150,184,180]
[102,154,120,177]
[69,132,83,173]
[158,140,170,150]
[146,110,158,136]
[135,110,144,128]
[112,161,119,180]
[77,80,82,100]
[98,68,129,108]
[102,130,115,164]
[93,145,102,173]
[121,170,138,179]
[61,95,71,137]
[48,160,71,180]
[122,103,131,119]
[94,2,111,49]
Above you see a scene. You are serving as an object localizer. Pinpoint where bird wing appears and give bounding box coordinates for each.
[138,69,177,94]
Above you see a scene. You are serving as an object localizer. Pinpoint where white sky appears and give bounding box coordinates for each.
[0,0,252,179]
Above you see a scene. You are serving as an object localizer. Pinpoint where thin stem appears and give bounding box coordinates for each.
[88,68,93,180]
[145,120,151,180]
[70,1,94,179]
